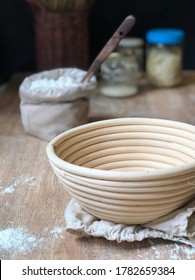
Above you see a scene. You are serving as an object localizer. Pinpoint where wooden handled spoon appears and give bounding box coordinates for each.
[82,15,136,83]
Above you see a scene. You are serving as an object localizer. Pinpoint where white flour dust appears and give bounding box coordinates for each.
[0,227,44,255]
[0,175,36,195]
[0,226,66,256]
[142,239,195,260]
[169,243,195,260]
[183,245,195,259]
[50,227,66,239]
[148,239,161,259]
[30,76,79,90]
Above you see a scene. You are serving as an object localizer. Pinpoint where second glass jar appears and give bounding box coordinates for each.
[146,28,185,87]
[100,52,138,98]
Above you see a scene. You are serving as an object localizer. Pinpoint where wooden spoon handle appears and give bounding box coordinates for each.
[82,15,136,83]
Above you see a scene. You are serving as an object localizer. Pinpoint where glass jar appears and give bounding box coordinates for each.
[146,28,185,87]
[117,37,144,76]
[100,52,138,98]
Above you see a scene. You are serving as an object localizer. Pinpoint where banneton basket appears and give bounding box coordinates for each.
[46,118,195,224]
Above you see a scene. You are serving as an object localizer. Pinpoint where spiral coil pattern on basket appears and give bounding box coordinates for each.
[47,118,195,224]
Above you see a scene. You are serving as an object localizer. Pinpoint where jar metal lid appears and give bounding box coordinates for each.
[119,37,144,48]
[146,28,185,45]
[109,51,134,59]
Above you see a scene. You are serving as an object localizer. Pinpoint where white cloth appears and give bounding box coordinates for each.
[65,198,195,247]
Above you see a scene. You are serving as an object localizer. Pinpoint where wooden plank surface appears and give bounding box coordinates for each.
[89,73,195,124]
[0,72,195,260]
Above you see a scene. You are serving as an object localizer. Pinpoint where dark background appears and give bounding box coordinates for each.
[1,0,195,84]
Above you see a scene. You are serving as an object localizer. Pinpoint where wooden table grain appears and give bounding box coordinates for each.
[1,72,195,260]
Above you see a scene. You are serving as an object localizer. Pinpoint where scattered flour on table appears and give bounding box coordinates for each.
[0,227,44,255]
[148,239,161,259]
[143,239,195,259]
[0,175,36,195]
[183,245,195,259]
[0,226,66,257]
[50,227,66,239]
[169,243,195,260]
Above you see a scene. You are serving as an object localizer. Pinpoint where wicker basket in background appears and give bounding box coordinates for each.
[28,0,90,70]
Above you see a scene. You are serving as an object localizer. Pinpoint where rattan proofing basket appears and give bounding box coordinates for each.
[46,118,195,224]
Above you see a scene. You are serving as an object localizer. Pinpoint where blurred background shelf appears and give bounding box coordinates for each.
[1,0,195,86]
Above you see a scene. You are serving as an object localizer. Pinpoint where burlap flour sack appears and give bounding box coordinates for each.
[19,68,96,141]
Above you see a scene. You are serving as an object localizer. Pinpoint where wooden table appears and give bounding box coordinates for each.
[1,72,195,260]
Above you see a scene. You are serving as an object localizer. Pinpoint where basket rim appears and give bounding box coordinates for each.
[46,117,195,180]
